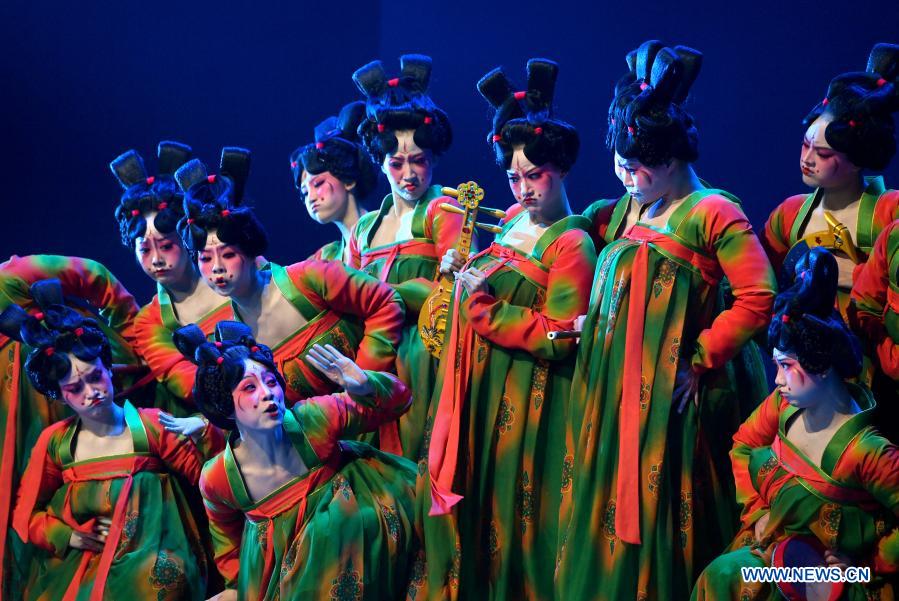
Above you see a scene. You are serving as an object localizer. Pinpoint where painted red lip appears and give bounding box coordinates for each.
[522,198,536,206]
[801,166,814,176]
[404,184,418,191]
[214,277,228,288]
[263,403,281,415]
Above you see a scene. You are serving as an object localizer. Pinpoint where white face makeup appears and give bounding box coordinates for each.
[506,147,565,222]
[799,116,860,189]
[58,354,115,416]
[773,348,824,408]
[231,358,286,431]
[300,170,355,225]
[134,213,191,286]
[382,130,434,203]
[197,230,254,298]
[613,151,672,206]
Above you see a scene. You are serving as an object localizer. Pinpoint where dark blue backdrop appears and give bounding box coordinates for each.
[4,0,899,302]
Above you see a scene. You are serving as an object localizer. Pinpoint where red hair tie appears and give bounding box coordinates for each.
[250,345,260,353]
[639,82,649,91]
[207,175,216,184]
[74,327,84,337]
[221,209,231,217]
[627,126,635,136]
[492,134,502,143]
[822,98,829,106]
[377,123,385,133]
[186,218,194,225]
[315,142,325,149]
[423,116,433,124]
[214,341,223,348]
[781,314,790,323]
[216,356,224,365]
[145,176,155,185]
[157,202,168,210]
[849,120,858,128]
[34,312,45,321]
[44,346,55,356]
[387,78,400,87]
[877,78,887,87]
[513,91,526,101]
[131,209,140,216]
[290,161,298,168]
[534,127,543,135]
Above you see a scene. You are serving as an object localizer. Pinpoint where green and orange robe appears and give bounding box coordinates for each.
[413,204,597,600]
[556,189,776,601]
[0,255,140,601]
[348,185,465,461]
[232,261,404,450]
[131,284,233,418]
[309,238,346,263]
[199,371,417,601]
[851,219,899,442]
[692,386,899,600]
[11,401,224,601]
[763,175,899,322]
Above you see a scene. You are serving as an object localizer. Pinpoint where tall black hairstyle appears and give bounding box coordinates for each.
[353,54,452,165]
[0,280,112,400]
[607,40,703,167]
[174,320,284,430]
[174,148,268,258]
[289,101,378,202]
[477,58,579,172]
[802,43,899,171]
[110,141,193,247]
[768,247,862,379]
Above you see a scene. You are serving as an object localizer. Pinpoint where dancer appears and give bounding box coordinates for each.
[556,41,776,600]
[2,298,222,601]
[418,58,595,600]
[177,321,416,601]
[693,248,899,600]
[0,262,139,600]
[763,43,899,321]
[290,101,376,264]
[111,141,234,417]
[349,54,464,460]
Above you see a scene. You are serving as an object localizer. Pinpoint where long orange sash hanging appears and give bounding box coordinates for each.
[428,244,513,515]
[614,226,723,545]
[0,342,20,600]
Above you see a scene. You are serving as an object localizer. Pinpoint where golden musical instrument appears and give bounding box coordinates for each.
[800,211,863,264]
[418,181,506,358]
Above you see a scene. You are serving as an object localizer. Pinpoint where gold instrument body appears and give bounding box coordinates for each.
[800,210,863,263]
[418,181,505,358]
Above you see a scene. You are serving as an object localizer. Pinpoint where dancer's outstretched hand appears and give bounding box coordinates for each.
[159,412,206,437]
[305,344,372,396]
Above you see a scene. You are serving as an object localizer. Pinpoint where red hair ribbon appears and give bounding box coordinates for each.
[627,126,635,135]
[377,123,385,133]
[315,142,325,149]
[157,202,168,210]
[34,312,45,321]
[145,176,155,185]
[849,120,858,128]
[639,82,649,91]
[250,346,260,353]
[423,116,433,124]
[74,327,84,337]
[513,91,526,101]
[290,161,298,168]
[877,78,887,87]
[221,209,230,217]
[822,98,829,106]
[781,314,790,323]
[534,127,543,135]
[186,218,194,225]
[214,341,223,348]
[216,357,224,365]
[492,134,502,143]
[387,78,400,87]
[44,347,55,356]
[131,209,140,217]
[207,175,216,184]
